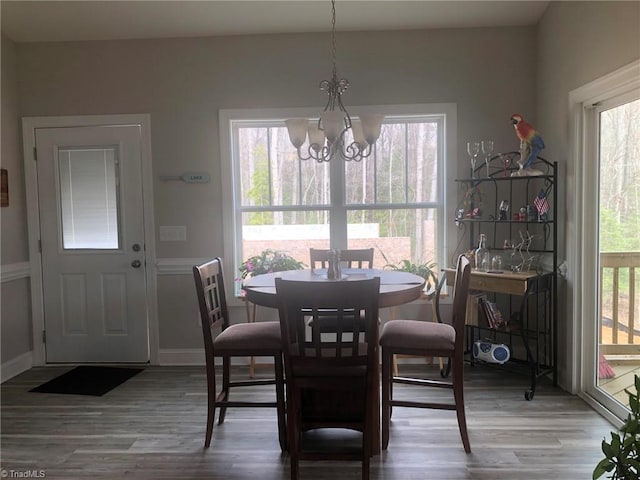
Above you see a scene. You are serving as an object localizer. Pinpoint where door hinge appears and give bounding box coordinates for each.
[33,146,38,161]
[42,330,46,344]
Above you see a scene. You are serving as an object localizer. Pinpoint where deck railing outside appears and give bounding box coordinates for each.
[600,252,640,356]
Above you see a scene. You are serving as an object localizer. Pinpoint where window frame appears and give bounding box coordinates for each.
[220,103,457,302]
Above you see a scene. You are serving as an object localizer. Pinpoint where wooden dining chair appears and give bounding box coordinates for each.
[379,254,472,453]
[391,273,448,377]
[309,247,374,270]
[308,248,375,338]
[193,257,286,451]
[275,276,381,480]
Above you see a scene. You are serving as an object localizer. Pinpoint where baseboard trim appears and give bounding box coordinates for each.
[1,351,34,383]
[158,348,275,366]
[158,349,205,365]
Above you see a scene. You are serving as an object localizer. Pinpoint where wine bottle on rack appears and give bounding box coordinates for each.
[475,233,490,271]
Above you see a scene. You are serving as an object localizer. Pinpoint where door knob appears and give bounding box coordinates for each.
[131,260,142,268]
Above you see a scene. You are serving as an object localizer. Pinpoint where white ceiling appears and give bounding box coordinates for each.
[1,1,550,43]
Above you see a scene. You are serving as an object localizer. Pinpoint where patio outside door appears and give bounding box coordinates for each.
[594,94,640,411]
[35,124,149,363]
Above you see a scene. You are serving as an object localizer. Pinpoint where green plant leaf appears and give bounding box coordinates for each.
[381,255,437,288]
[595,374,640,479]
[603,438,615,459]
[593,458,614,479]
[626,458,640,470]
[238,249,305,279]
[612,433,622,451]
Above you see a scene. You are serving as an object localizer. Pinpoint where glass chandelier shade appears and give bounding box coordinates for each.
[285,0,384,163]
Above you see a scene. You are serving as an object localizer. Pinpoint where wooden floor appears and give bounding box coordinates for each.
[1,365,615,480]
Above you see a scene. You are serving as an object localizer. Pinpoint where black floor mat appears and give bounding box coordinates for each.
[30,366,143,396]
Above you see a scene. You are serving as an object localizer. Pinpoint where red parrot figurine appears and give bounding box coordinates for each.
[510,113,545,171]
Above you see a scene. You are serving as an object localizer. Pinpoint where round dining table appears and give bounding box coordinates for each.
[241,267,426,456]
[242,268,426,309]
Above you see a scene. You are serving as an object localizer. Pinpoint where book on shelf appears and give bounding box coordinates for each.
[466,292,487,326]
[478,297,506,330]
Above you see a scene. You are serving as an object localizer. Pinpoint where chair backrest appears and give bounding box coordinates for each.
[309,248,375,269]
[193,257,230,359]
[275,277,381,368]
[450,255,472,351]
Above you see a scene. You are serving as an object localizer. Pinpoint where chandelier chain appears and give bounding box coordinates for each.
[330,0,337,79]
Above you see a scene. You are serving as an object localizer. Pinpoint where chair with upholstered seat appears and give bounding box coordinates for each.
[276,276,380,480]
[193,257,286,450]
[391,274,448,377]
[379,254,472,453]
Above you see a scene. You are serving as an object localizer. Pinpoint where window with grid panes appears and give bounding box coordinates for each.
[220,104,456,295]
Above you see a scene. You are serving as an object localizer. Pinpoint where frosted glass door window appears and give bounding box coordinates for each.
[59,147,120,249]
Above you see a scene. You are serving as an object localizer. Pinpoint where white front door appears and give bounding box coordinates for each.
[35,124,149,363]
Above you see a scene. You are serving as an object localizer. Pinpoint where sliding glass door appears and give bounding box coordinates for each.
[594,95,640,412]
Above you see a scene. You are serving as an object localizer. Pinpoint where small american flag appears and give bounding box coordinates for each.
[533,189,549,217]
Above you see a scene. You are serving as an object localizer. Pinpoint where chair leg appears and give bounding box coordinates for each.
[362,406,371,480]
[438,356,445,374]
[440,356,452,378]
[389,354,394,420]
[452,358,471,453]
[274,354,287,452]
[288,389,301,480]
[381,349,391,450]
[218,356,231,425]
[204,360,216,448]
[290,457,299,480]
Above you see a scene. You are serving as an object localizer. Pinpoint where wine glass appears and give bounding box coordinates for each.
[481,140,494,177]
[467,141,480,178]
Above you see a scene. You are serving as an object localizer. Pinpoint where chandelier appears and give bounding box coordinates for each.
[285,0,384,163]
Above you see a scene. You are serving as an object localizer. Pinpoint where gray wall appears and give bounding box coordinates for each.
[9,26,537,355]
[1,2,639,389]
[14,28,536,262]
[1,35,32,366]
[536,1,640,387]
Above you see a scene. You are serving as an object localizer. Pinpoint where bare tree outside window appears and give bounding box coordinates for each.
[598,98,640,377]
[229,112,448,293]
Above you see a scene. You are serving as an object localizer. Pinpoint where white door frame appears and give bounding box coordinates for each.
[569,60,640,424]
[22,114,158,366]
